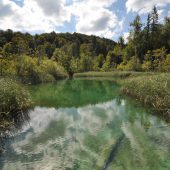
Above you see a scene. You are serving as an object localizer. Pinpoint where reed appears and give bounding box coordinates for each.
[122,73,170,120]
[74,71,156,78]
[0,78,32,120]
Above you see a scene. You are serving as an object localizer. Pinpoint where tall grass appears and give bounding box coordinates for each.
[122,73,170,120]
[0,78,32,120]
[0,78,32,153]
[74,71,156,79]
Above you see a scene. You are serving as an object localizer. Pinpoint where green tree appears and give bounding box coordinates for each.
[44,42,55,59]
[130,15,142,60]
[52,48,73,78]
[142,50,153,71]
[70,58,81,73]
[0,48,4,76]
[150,6,159,49]
[142,47,167,71]
[102,54,112,71]
[118,36,125,49]
[79,54,93,72]
[162,54,170,72]
[161,17,170,52]
[93,54,105,71]
[3,42,17,56]
[152,47,167,71]
[151,6,159,33]
[145,13,151,50]
[126,56,141,71]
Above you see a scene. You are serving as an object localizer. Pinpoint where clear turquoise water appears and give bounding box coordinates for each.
[0,79,170,170]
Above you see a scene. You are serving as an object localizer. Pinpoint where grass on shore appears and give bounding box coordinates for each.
[74,71,156,79]
[122,73,170,120]
[0,78,32,123]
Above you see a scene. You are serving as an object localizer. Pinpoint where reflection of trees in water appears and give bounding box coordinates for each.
[0,112,30,154]
[30,79,120,108]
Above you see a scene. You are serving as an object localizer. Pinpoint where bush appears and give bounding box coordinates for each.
[16,56,66,84]
[0,78,32,119]
[117,56,141,71]
[142,48,170,72]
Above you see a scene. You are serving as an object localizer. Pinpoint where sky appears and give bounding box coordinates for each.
[0,0,170,41]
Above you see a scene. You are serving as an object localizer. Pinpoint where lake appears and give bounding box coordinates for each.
[0,79,170,170]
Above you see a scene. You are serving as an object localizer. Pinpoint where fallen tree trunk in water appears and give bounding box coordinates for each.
[103,133,125,170]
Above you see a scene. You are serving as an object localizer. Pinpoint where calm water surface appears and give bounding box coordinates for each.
[0,79,170,170]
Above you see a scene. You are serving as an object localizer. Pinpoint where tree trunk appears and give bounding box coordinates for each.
[68,71,74,79]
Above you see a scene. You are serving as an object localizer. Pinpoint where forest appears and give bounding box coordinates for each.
[0,6,169,83]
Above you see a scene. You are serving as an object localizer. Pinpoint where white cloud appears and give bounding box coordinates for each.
[123,32,130,43]
[126,0,170,14]
[168,11,170,16]
[0,0,13,17]
[71,0,118,38]
[0,0,169,40]
[0,0,71,33]
[35,0,71,21]
[3,99,120,169]
[0,0,120,38]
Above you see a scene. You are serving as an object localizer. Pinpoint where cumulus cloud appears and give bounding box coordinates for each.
[1,0,168,39]
[126,0,170,14]
[0,0,71,33]
[123,32,130,43]
[71,0,118,38]
[35,0,71,20]
[0,0,13,18]
[0,0,119,38]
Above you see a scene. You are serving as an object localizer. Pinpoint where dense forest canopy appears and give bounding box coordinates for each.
[0,6,169,82]
[0,31,116,58]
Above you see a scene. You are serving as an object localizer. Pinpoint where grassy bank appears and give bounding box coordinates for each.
[74,71,156,79]
[0,78,32,129]
[122,73,170,120]
[75,71,170,121]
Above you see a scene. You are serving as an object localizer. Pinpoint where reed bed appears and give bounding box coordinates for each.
[0,78,31,120]
[122,73,170,120]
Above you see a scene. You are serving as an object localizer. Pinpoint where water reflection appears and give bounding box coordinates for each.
[29,79,120,108]
[0,100,170,170]
[0,80,170,170]
[0,112,30,150]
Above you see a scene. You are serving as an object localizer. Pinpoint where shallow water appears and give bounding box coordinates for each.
[0,79,170,170]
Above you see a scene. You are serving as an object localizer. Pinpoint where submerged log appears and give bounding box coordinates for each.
[103,133,125,170]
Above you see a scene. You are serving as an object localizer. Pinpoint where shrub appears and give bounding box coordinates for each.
[0,78,32,119]
[16,55,66,84]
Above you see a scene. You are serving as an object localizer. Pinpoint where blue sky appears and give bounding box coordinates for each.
[0,0,170,41]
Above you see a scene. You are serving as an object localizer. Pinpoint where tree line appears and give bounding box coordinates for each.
[0,6,169,81]
[119,6,170,72]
